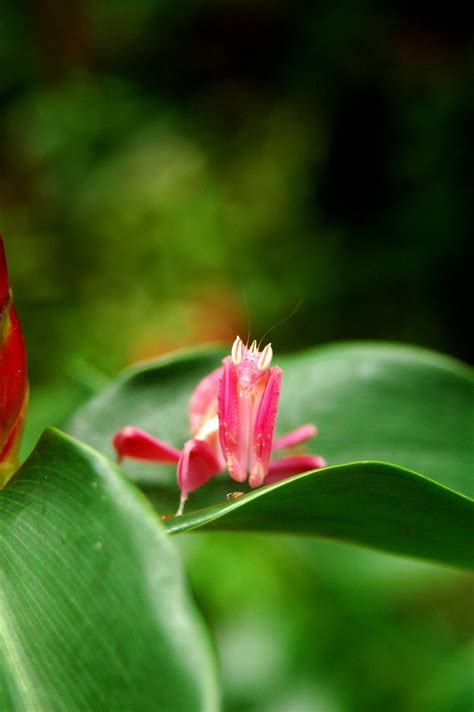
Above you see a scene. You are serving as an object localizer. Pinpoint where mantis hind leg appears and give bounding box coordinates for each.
[113,426,181,464]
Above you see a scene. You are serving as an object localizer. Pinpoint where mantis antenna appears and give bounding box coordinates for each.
[257,300,303,350]
[242,289,251,349]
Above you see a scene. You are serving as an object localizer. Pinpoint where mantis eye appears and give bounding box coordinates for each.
[231,336,243,364]
[257,343,273,370]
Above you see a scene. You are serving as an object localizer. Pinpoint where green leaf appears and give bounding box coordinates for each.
[0,428,219,712]
[163,462,474,569]
[67,342,473,496]
[65,342,474,566]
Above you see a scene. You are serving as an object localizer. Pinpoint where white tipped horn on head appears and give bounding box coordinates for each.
[249,340,258,353]
[257,343,273,370]
[231,336,243,364]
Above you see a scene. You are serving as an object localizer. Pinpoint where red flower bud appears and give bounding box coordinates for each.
[0,236,28,485]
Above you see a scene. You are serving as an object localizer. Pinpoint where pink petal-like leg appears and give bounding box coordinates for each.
[176,438,222,515]
[189,366,223,435]
[273,423,317,450]
[249,366,283,487]
[113,426,181,464]
[264,453,327,485]
[218,356,245,482]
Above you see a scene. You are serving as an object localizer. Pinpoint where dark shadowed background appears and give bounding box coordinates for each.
[1,2,472,711]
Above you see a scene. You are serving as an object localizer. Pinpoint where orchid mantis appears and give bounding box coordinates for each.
[113,336,325,515]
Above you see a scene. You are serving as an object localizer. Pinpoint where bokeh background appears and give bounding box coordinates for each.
[1,2,472,710]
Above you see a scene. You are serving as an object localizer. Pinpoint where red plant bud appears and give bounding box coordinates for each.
[0,236,28,485]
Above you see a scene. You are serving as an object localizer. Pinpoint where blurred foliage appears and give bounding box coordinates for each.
[1,0,472,389]
[178,534,473,712]
[1,1,472,710]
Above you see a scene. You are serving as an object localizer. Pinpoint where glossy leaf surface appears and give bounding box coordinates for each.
[0,429,218,712]
[66,342,473,566]
[68,342,473,496]
[164,461,473,568]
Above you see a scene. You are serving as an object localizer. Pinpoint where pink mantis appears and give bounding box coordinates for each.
[113,336,326,515]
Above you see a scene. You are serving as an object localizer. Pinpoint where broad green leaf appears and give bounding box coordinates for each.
[67,342,473,497]
[65,342,473,566]
[0,428,218,712]
[163,462,474,569]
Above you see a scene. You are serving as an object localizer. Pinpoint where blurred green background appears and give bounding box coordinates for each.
[1,1,472,710]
